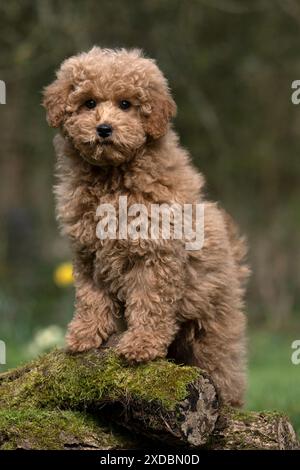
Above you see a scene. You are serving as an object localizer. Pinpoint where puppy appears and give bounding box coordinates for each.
[43,47,249,406]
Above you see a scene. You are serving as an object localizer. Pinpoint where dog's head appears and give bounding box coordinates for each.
[43,47,176,165]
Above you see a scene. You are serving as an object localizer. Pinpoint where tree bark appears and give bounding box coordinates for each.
[0,348,218,447]
[0,348,298,450]
[207,407,299,450]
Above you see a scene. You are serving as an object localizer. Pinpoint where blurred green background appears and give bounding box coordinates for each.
[0,0,300,434]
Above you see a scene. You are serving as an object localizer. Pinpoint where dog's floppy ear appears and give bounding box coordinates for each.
[43,77,71,128]
[142,87,177,140]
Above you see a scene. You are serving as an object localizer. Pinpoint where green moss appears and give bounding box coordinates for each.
[223,406,286,425]
[0,408,135,450]
[0,349,200,412]
[222,406,257,425]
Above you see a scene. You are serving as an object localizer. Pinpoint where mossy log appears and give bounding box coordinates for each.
[207,407,299,450]
[0,349,218,447]
[0,348,298,450]
[0,407,298,450]
[0,409,139,450]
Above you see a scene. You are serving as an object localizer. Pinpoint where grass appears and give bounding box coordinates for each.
[246,329,300,436]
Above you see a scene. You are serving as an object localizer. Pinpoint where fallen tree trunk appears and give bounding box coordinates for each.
[0,407,297,450]
[207,407,299,450]
[0,349,298,450]
[0,409,139,450]
[0,349,218,447]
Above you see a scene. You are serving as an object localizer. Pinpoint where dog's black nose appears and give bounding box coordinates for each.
[97,123,113,138]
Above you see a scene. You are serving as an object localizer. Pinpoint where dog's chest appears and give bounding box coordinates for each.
[93,189,150,297]
[57,166,154,296]
[67,182,144,285]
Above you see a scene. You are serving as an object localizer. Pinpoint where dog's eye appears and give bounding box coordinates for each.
[119,100,131,110]
[84,99,97,109]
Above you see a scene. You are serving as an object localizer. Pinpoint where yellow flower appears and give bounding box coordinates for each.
[54,262,74,287]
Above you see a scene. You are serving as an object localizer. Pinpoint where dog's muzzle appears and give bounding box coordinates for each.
[97,123,113,138]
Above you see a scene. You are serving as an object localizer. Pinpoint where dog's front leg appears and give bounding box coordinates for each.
[66,250,118,352]
[116,254,183,363]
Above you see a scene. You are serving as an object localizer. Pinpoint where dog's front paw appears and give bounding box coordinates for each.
[66,327,103,353]
[116,331,166,363]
